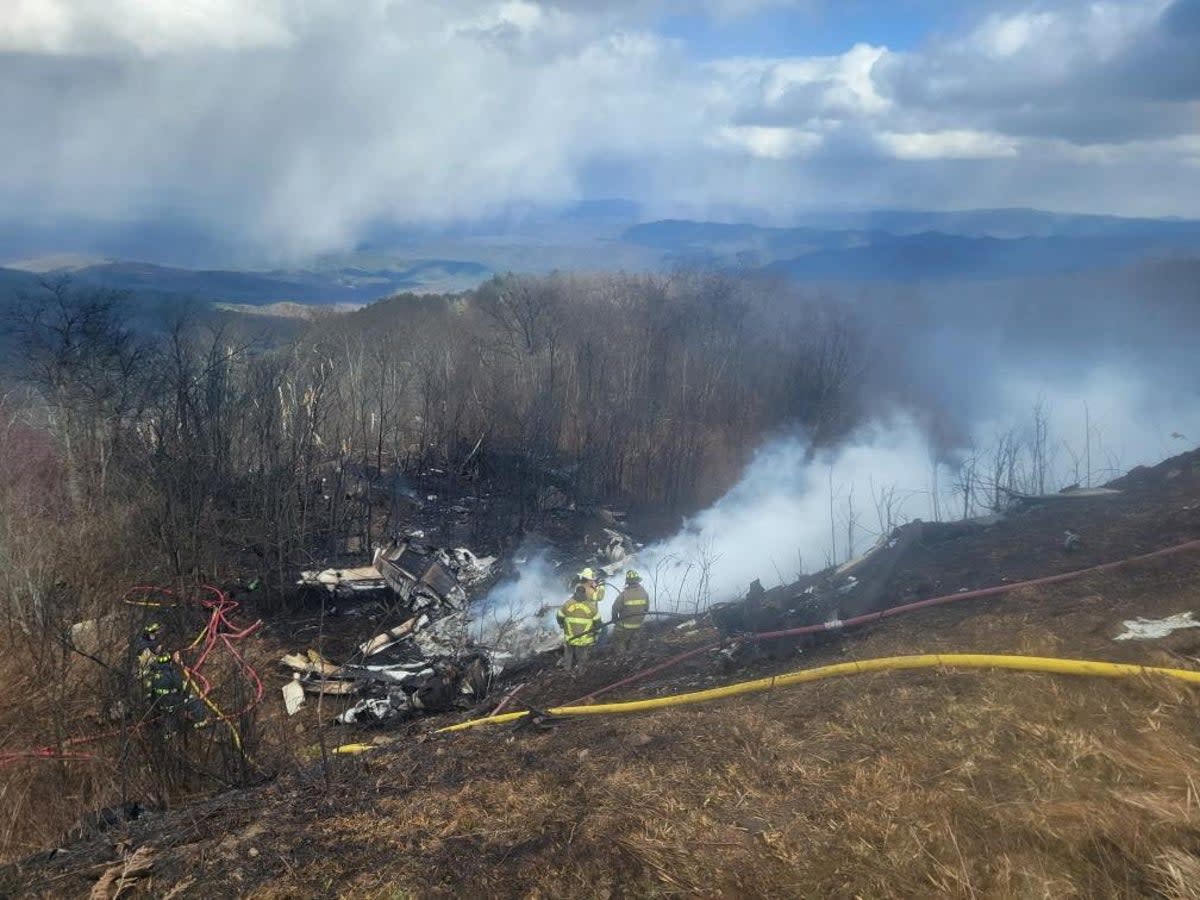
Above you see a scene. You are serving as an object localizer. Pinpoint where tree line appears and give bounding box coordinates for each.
[1,272,868,601]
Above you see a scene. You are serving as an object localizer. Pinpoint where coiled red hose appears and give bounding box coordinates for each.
[0,583,263,768]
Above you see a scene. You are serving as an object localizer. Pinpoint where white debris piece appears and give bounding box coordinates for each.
[282,673,306,716]
[602,529,632,565]
[1114,612,1200,641]
[336,695,406,725]
[357,665,431,683]
[450,548,497,585]
[297,566,387,593]
[358,615,425,657]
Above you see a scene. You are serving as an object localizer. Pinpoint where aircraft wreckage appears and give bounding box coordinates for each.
[288,538,563,726]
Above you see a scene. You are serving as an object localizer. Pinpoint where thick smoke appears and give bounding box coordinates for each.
[477,358,1200,635]
[631,421,940,612]
[629,363,1200,610]
[467,545,572,659]
[473,258,1200,638]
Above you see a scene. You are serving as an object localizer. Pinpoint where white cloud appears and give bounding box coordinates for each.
[1,0,294,55]
[1,0,1199,255]
[881,0,1173,106]
[960,2,1167,71]
[711,125,822,159]
[878,129,1019,160]
[971,11,1056,58]
[715,42,891,121]
[769,42,890,115]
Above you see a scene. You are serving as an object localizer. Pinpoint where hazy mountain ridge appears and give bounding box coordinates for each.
[0,258,491,308]
[626,213,1200,281]
[3,207,1200,308]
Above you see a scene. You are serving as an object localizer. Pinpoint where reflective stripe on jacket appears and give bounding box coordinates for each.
[557,598,600,646]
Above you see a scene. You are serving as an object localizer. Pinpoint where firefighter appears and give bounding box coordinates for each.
[135,622,163,665]
[136,624,208,732]
[578,567,604,605]
[556,581,601,670]
[611,569,650,653]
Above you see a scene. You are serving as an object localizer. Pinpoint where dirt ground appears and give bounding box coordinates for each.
[4,451,1200,898]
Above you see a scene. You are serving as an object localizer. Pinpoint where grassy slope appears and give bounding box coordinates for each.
[7,551,1200,898]
[5,453,1200,898]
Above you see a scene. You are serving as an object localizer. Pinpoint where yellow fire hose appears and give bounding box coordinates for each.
[434,653,1200,734]
[332,743,376,755]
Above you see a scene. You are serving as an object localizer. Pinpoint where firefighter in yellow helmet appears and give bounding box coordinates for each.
[578,567,605,606]
[556,576,602,670]
[611,569,650,653]
[579,567,608,648]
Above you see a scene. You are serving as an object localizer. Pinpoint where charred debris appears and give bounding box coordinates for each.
[283,470,1129,729]
[290,537,500,726]
[285,510,640,726]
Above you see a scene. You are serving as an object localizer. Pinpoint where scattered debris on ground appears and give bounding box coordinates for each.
[283,536,512,725]
[1114,611,1200,641]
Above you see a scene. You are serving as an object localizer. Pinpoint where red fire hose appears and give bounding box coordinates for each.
[0,584,264,768]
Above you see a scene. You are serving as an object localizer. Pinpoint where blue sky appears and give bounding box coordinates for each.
[1,0,1198,258]
[661,2,943,58]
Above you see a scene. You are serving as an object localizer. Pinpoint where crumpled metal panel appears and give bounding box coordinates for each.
[373,540,459,602]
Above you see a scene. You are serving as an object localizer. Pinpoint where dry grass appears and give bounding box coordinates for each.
[6,557,1200,898]
[0,613,298,864]
[206,664,1200,900]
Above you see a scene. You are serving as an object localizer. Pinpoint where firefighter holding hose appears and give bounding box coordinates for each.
[557,572,602,670]
[611,569,650,653]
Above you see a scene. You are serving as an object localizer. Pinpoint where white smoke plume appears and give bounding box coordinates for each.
[468,545,574,659]
[629,419,942,613]
[630,364,1200,612]
[474,362,1200,647]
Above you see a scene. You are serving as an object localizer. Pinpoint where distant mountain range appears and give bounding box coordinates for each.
[0,258,491,310]
[758,207,1200,240]
[623,213,1200,281]
[2,206,1199,311]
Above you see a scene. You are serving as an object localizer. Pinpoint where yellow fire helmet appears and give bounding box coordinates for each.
[625,569,641,582]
